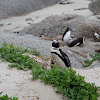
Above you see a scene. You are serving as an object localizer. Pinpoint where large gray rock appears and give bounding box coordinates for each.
[89,0,100,15]
[0,0,60,19]
[23,14,78,37]
[0,31,52,57]
[23,14,100,38]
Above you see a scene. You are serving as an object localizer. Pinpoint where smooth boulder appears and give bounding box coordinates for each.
[23,14,100,39]
[89,0,100,15]
[0,0,60,19]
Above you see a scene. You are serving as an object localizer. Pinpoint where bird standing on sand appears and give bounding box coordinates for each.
[51,40,71,68]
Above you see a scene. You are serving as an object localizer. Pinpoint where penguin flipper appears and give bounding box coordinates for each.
[59,49,71,68]
[63,55,71,68]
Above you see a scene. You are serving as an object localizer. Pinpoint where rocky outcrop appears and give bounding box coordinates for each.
[89,0,100,15]
[0,0,60,19]
[0,30,99,68]
[23,14,78,37]
[23,14,100,39]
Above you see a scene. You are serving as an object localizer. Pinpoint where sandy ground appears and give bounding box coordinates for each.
[0,0,100,100]
[0,60,100,100]
[74,67,100,87]
[0,61,63,100]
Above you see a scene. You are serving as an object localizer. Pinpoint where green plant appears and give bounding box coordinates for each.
[31,64,99,100]
[0,42,99,100]
[0,92,18,100]
[83,53,100,67]
[24,48,41,57]
[0,42,41,70]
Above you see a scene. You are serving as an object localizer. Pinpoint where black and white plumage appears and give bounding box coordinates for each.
[62,27,73,45]
[68,37,84,47]
[62,27,85,47]
[94,32,100,40]
[51,40,71,68]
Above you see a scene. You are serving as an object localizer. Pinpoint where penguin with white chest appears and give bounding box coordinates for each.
[51,40,71,68]
[94,32,100,40]
[62,27,74,45]
[62,27,84,47]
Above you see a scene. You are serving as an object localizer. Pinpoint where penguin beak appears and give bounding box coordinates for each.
[69,28,73,32]
[71,29,73,32]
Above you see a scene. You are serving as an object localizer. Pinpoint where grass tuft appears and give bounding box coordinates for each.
[83,53,100,67]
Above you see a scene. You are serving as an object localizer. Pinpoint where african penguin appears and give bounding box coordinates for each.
[94,32,100,40]
[62,27,73,45]
[51,40,71,68]
[68,37,84,47]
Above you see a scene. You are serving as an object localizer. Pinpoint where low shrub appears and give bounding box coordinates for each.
[83,53,100,67]
[31,64,99,100]
[0,42,40,70]
[0,42,99,100]
[0,92,18,100]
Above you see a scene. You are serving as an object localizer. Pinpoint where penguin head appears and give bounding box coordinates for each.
[52,40,60,48]
[63,27,73,37]
[67,27,72,32]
